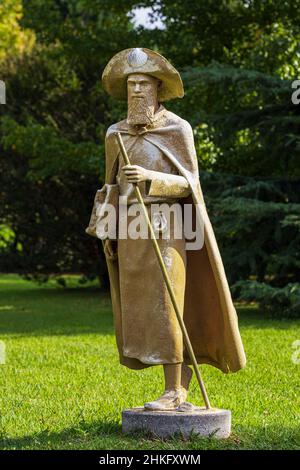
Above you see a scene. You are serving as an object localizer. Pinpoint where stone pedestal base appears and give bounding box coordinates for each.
[122,406,231,439]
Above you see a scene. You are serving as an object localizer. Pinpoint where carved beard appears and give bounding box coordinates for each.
[127,97,156,127]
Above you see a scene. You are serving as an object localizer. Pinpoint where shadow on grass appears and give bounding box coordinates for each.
[1,420,299,450]
[235,306,299,330]
[1,288,298,338]
[0,419,121,450]
[0,288,114,337]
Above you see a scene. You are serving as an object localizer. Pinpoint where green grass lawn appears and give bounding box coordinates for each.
[0,274,299,450]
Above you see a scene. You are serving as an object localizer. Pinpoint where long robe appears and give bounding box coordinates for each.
[116,130,191,364]
[102,106,246,373]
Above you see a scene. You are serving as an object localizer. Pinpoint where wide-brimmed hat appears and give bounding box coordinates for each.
[102,48,184,102]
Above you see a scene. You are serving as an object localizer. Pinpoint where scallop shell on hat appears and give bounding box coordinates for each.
[127,48,148,67]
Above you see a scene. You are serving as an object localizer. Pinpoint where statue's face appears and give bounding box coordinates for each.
[127,73,160,126]
[127,73,159,102]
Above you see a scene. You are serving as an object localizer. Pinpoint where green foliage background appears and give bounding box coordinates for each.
[0,0,299,317]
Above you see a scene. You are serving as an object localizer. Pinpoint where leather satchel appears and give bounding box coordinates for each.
[85,183,119,240]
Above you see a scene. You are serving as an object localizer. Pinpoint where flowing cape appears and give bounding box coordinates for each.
[103,108,246,373]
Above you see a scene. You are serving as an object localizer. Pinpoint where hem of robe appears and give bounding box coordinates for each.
[122,352,183,366]
[118,351,235,374]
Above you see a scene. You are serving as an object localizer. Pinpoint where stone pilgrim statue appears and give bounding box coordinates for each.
[86,47,246,423]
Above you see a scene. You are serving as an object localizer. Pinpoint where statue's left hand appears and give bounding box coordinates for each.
[122,164,152,183]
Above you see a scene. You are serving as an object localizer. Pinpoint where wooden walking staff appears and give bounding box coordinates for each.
[115,132,211,410]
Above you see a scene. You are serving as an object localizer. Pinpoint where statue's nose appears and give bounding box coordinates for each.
[134,83,141,93]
